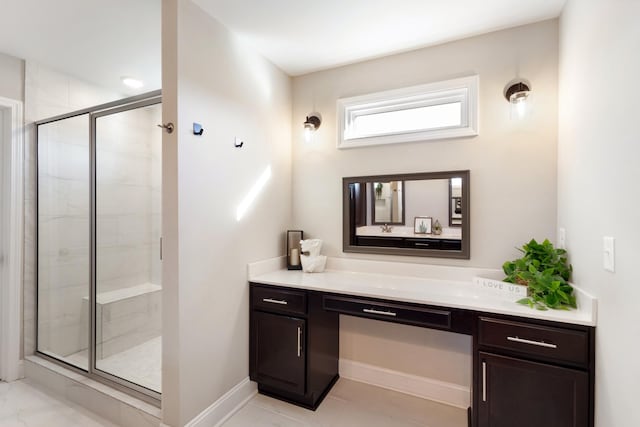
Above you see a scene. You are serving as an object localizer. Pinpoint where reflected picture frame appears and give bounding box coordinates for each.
[414,216,432,234]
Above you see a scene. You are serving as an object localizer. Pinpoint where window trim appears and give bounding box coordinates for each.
[337,75,479,149]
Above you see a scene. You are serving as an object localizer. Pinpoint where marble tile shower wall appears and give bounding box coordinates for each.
[23,62,161,360]
[96,107,160,294]
[37,115,91,356]
[94,105,162,359]
[24,62,122,358]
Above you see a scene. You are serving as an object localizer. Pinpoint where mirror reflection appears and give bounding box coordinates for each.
[449,177,462,226]
[371,181,404,224]
[343,171,469,259]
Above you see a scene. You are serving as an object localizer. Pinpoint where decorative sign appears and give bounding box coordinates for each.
[473,277,528,299]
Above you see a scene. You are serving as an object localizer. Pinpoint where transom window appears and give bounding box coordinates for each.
[337,75,478,149]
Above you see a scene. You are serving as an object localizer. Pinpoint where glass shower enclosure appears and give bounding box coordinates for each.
[36,91,162,400]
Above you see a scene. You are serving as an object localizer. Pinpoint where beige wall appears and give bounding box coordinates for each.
[403,179,450,229]
[0,52,24,101]
[162,0,293,424]
[292,20,559,388]
[558,1,640,426]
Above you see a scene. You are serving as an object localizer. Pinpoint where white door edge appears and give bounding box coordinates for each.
[0,96,24,382]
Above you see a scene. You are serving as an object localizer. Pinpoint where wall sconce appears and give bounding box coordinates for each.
[303,113,322,142]
[504,80,531,118]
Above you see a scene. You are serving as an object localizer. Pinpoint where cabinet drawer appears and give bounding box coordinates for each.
[252,285,307,316]
[323,295,451,329]
[404,238,441,249]
[478,317,589,366]
[356,236,404,247]
[440,239,462,251]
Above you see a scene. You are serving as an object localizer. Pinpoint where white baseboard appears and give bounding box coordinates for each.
[185,377,257,427]
[339,359,470,409]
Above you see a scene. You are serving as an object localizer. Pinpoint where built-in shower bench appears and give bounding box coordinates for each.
[83,283,161,358]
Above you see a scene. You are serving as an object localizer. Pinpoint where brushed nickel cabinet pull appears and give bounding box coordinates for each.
[482,361,487,402]
[297,327,302,357]
[507,336,557,349]
[363,308,397,317]
[262,298,288,305]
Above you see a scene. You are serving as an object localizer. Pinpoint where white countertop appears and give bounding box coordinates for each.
[248,258,596,327]
[356,226,462,240]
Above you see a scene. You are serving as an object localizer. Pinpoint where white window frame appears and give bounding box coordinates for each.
[337,75,479,149]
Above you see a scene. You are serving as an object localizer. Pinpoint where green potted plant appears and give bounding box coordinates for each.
[503,239,577,310]
[375,183,383,199]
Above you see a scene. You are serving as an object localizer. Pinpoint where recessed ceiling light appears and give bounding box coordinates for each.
[121,76,144,89]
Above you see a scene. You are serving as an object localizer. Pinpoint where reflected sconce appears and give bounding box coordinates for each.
[303,113,322,141]
[504,80,531,118]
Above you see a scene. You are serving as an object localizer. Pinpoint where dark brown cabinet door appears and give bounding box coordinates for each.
[252,311,306,395]
[478,352,588,427]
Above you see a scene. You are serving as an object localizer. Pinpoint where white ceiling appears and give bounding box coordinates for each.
[194,0,567,76]
[0,0,565,94]
[0,0,161,95]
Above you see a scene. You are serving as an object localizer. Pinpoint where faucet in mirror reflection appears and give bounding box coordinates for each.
[300,239,327,273]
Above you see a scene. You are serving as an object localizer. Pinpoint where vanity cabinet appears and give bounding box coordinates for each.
[249,280,595,426]
[475,316,594,427]
[249,284,339,410]
[477,353,588,427]
[251,311,306,395]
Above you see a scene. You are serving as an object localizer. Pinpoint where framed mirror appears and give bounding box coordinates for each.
[343,170,470,259]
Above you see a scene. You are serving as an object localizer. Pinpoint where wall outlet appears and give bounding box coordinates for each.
[558,228,566,249]
[603,236,615,272]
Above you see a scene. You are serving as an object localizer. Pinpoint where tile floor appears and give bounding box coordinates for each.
[0,377,465,427]
[223,379,467,427]
[0,380,118,427]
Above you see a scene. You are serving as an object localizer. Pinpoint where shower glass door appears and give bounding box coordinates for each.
[37,114,91,370]
[36,91,162,401]
[93,100,162,394]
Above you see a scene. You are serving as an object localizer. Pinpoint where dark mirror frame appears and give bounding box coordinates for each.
[343,170,470,259]
[371,181,405,225]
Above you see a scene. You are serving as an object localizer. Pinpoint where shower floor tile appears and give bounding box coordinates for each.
[66,336,161,393]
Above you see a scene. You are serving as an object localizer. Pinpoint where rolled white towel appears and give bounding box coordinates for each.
[300,239,326,273]
[301,239,322,257]
[301,255,327,273]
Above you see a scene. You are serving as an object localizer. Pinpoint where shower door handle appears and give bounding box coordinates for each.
[157,123,174,134]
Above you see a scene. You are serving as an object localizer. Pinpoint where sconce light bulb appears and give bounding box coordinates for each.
[303,113,322,141]
[515,99,526,117]
[505,81,531,119]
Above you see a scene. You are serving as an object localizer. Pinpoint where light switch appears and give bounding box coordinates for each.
[558,228,566,249]
[603,236,615,272]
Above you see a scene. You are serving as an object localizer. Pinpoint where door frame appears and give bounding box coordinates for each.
[0,96,24,382]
